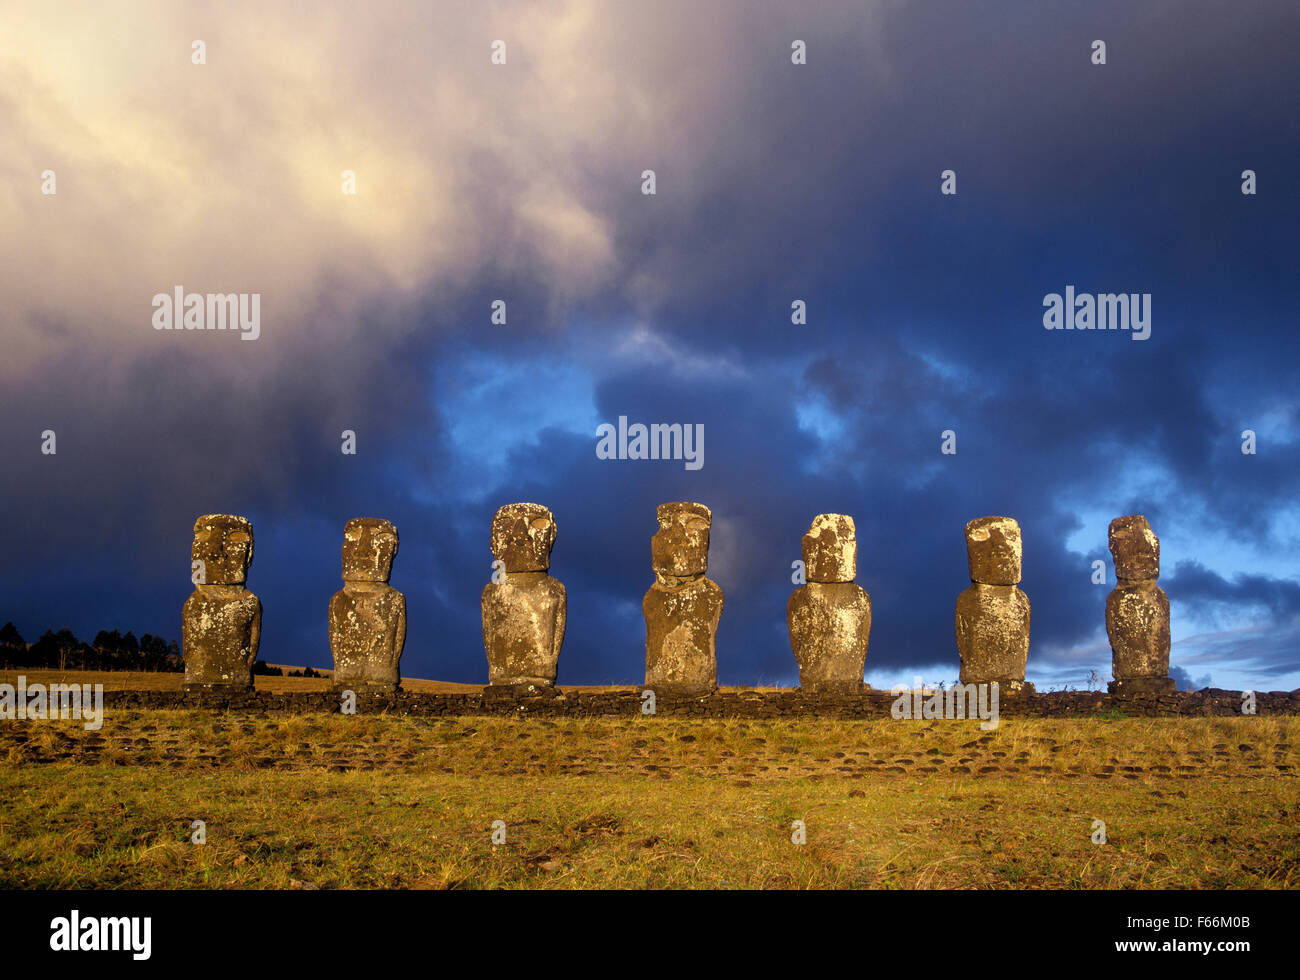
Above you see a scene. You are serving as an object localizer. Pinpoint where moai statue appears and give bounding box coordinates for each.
[481,503,566,694]
[643,502,723,697]
[329,518,406,691]
[955,516,1033,694]
[183,514,262,691]
[788,514,871,694]
[1106,515,1174,694]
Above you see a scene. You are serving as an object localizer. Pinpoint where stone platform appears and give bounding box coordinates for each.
[102,686,1300,719]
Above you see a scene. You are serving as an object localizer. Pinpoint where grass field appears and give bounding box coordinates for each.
[1,706,1296,889]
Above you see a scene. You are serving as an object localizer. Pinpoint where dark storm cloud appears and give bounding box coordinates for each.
[1166,561,1300,624]
[1170,665,1213,693]
[2,1,1297,689]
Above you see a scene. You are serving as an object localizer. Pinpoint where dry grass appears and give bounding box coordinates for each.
[1,711,1296,888]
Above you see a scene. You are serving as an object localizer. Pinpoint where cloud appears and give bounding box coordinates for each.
[2,1,1299,694]
[1166,561,1300,626]
[1170,664,1213,693]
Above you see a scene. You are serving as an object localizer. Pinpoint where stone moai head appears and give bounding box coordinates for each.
[802,513,856,583]
[341,518,398,583]
[191,514,254,585]
[965,516,1021,585]
[1108,515,1159,581]
[651,502,711,577]
[491,503,557,573]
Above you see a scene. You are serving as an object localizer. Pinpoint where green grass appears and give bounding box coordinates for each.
[1,712,1297,888]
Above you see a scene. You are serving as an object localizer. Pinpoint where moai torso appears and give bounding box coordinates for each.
[482,503,566,690]
[955,516,1032,692]
[329,518,406,690]
[643,502,723,696]
[787,513,871,693]
[183,514,262,691]
[955,584,1030,683]
[644,576,724,691]
[1106,515,1173,693]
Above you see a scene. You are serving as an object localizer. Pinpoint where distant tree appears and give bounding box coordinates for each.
[75,641,94,670]
[140,634,169,671]
[31,630,59,668]
[166,640,183,672]
[0,622,24,669]
[90,630,111,669]
[11,624,183,672]
[53,629,80,671]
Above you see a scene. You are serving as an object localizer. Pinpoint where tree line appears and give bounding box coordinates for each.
[0,622,183,672]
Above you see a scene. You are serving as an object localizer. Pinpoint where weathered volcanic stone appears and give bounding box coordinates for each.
[955,584,1031,691]
[491,501,558,573]
[802,513,857,584]
[1108,514,1161,583]
[183,514,262,691]
[1107,582,1171,678]
[1106,515,1173,694]
[482,503,566,688]
[650,501,711,577]
[789,514,871,692]
[644,502,723,696]
[965,516,1022,586]
[788,583,871,693]
[329,518,406,691]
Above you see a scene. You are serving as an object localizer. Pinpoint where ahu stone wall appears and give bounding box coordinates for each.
[102,687,1300,719]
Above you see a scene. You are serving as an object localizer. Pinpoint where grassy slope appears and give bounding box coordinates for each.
[2,711,1297,888]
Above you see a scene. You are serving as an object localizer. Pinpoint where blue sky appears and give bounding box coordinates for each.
[2,0,1298,692]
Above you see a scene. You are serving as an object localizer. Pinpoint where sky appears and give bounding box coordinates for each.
[2,0,1298,692]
